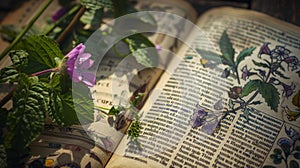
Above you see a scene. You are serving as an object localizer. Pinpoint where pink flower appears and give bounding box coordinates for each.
[65,44,96,87]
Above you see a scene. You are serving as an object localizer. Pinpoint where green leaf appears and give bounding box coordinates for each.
[124,34,158,67]
[108,106,120,115]
[289,160,299,168]
[294,153,300,159]
[4,74,47,153]
[48,90,79,126]
[80,8,103,27]
[196,49,222,63]
[241,80,260,97]
[0,67,18,83]
[252,60,269,68]
[22,35,63,73]
[219,31,235,66]
[259,82,280,112]
[235,47,255,65]
[111,0,136,17]
[81,0,113,9]
[9,50,28,70]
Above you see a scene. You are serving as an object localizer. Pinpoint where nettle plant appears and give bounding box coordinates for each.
[193,31,300,133]
[0,0,156,166]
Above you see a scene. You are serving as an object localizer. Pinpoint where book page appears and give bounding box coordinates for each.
[3,0,198,167]
[106,7,300,168]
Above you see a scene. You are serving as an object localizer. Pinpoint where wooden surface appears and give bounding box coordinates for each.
[251,0,300,26]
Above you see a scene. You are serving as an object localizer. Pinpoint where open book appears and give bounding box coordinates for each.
[17,0,299,167]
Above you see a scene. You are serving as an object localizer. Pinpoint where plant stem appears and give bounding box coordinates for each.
[56,6,86,44]
[95,106,111,111]
[0,0,53,61]
[30,68,58,76]
[235,67,241,84]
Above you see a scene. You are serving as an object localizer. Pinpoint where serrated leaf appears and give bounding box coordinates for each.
[22,35,63,73]
[4,74,47,153]
[0,67,18,83]
[80,8,103,26]
[289,160,299,168]
[196,49,222,63]
[259,82,280,112]
[241,80,261,97]
[9,50,28,70]
[124,34,158,67]
[219,31,235,66]
[252,60,269,68]
[235,47,255,65]
[48,90,79,126]
[81,0,113,9]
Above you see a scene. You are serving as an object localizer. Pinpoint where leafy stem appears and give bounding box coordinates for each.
[0,0,53,60]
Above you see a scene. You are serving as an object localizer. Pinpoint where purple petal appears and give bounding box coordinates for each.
[78,53,92,64]
[79,58,94,69]
[71,70,82,83]
[52,7,68,22]
[81,72,96,87]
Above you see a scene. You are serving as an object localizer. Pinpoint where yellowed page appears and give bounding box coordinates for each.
[107,7,300,168]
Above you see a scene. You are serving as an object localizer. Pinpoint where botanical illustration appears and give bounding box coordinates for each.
[263,126,300,168]
[193,30,300,132]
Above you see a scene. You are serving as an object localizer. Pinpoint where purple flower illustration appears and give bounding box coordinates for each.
[271,45,291,61]
[190,104,220,134]
[280,82,296,98]
[284,56,299,71]
[258,42,271,58]
[190,107,208,128]
[241,66,255,80]
[65,43,96,87]
[52,7,68,22]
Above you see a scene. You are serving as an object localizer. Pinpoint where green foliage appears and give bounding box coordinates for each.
[0,67,19,83]
[19,35,63,73]
[252,60,269,68]
[9,50,28,70]
[111,0,136,17]
[128,121,141,141]
[80,0,113,9]
[235,47,256,65]
[219,31,235,66]
[80,8,103,27]
[124,34,158,67]
[241,80,279,111]
[195,49,222,63]
[108,106,120,115]
[4,74,47,153]
[241,80,260,97]
[259,82,279,112]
